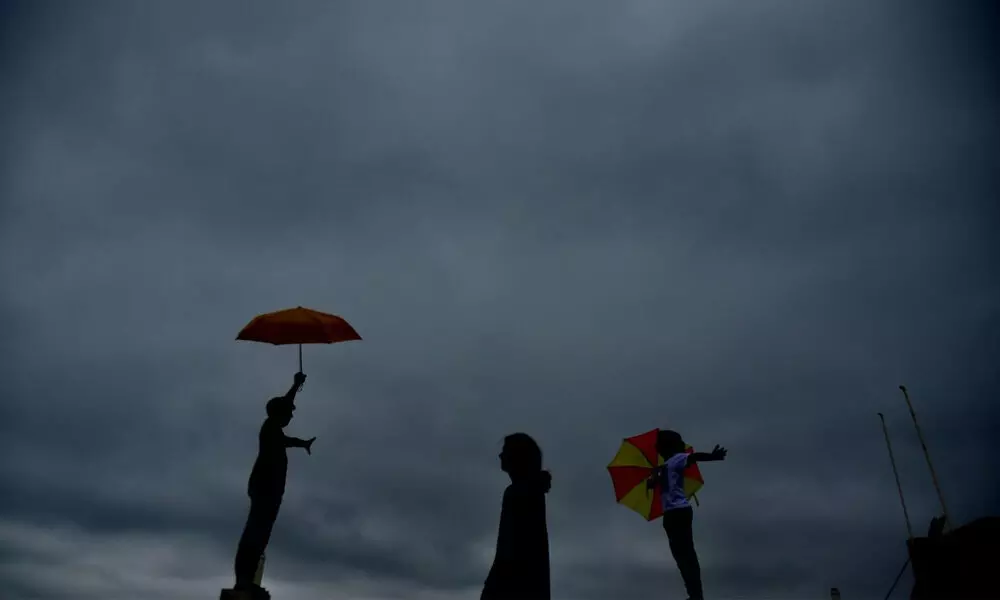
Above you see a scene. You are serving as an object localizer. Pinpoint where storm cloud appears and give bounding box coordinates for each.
[1,1,997,599]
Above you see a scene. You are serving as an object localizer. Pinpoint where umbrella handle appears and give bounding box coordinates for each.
[297,344,307,389]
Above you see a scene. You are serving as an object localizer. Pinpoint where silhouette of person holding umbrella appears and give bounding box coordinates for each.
[233,371,315,596]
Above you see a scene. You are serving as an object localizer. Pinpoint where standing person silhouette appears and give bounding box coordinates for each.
[233,371,315,596]
[647,429,727,600]
[481,433,552,600]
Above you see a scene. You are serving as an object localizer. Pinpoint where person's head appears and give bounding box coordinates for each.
[656,429,685,458]
[499,433,543,476]
[266,396,295,426]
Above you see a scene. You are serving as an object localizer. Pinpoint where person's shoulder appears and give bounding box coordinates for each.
[506,475,551,500]
[502,483,517,503]
[504,482,530,500]
[666,452,688,467]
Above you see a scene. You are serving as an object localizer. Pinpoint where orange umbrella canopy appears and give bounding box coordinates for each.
[236,306,361,370]
[607,428,705,521]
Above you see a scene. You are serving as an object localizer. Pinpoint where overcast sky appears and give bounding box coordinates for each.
[1,1,997,599]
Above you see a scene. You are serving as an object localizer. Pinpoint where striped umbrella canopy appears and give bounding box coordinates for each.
[607,428,704,521]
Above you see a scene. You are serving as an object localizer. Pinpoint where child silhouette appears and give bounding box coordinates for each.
[233,372,315,597]
[647,429,727,600]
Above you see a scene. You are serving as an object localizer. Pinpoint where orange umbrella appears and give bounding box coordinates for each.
[607,428,704,521]
[236,306,361,371]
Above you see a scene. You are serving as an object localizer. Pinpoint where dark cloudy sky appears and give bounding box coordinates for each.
[1,1,997,599]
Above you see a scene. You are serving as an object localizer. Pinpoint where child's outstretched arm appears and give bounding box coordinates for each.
[687,445,727,467]
[284,435,317,454]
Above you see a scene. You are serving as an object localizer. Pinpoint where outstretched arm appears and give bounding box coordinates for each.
[284,435,316,454]
[687,445,727,467]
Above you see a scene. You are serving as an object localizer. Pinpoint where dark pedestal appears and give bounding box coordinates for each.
[219,588,270,600]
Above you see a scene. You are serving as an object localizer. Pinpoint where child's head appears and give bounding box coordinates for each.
[266,396,295,426]
[656,429,685,458]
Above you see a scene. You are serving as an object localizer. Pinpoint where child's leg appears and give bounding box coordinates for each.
[663,507,703,599]
[235,496,282,587]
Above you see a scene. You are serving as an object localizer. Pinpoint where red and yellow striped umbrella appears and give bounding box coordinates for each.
[607,428,705,521]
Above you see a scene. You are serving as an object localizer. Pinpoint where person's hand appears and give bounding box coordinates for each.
[710,445,728,460]
[305,437,316,455]
[645,467,661,490]
[294,372,307,386]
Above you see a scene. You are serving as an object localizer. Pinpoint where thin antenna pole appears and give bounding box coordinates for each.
[883,557,910,600]
[898,385,951,528]
[878,412,914,540]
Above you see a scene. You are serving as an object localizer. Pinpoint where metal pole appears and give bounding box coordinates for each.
[298,343,303,373]
[878,412,914,540]
[898,385,951,528]
[883,558,910,600]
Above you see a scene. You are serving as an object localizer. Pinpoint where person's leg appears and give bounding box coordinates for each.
[663,508,703,599]
[673,507,703,599]
[235,497,282,587]
[662,510,690,588]
[235,502,260,586]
